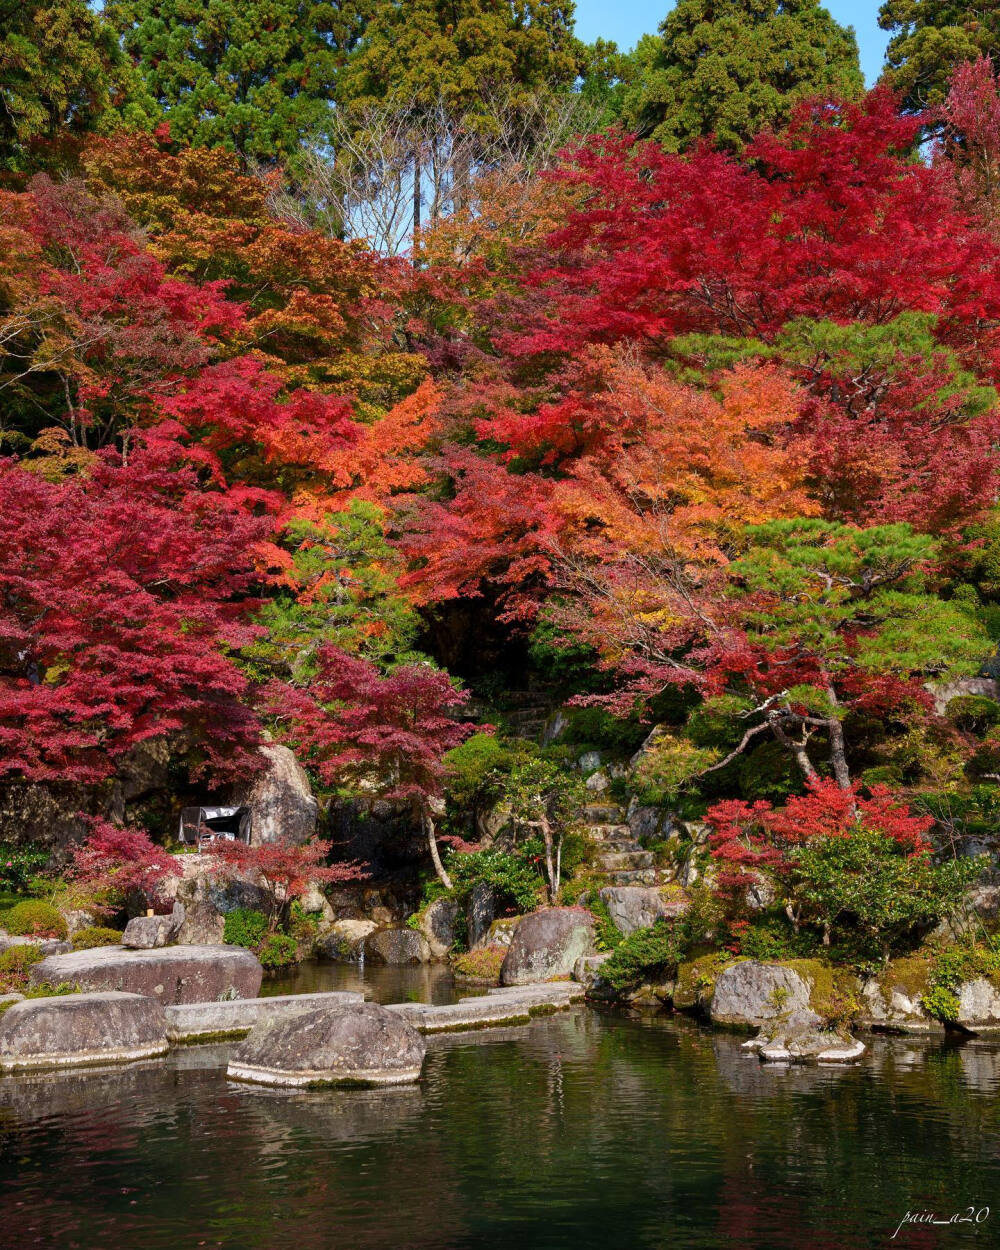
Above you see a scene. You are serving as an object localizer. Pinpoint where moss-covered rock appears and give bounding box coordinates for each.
[673,951,733,1013]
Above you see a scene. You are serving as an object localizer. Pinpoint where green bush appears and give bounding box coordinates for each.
[0,842,49,894]
[223,908,268,949]
[922,942,1000,1022]
[259,933,298,969]
[734,914,821,962]
[946,694,1000,736]
[598,920,684,993]
[0,943,44,992]
[451,945,506,982]
[72,926,124,950]
[588,896,625,952]
[790,830,983,960]
[446,847,542,916]
[4,900,67,940]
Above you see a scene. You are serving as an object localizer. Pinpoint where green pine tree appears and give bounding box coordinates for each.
[0,0,144,171]
[621,0,863,152]
[878,0,1000,111]
[108,0,372,162]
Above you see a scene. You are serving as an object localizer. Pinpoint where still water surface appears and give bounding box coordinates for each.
[2,965,999,1249]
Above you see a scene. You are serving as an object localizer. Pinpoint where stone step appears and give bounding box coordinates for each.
[165,990,365,1044]
[598,851,655,871]
[608,868,660,886]
[583,824,633,840]
[581,805,625,824]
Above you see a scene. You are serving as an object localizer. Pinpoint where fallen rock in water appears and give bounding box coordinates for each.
[363,927,431,966]
[710,960,813,1028]
[743,1011,866,1065]
[499,908,596,986]
[122,903,185,950]
[0,992,168,1072]
[227,1001,425,1087]
[317,919,378,961]
[30,945,262,1005]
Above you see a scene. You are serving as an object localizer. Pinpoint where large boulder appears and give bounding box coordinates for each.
[227,1001,426,1087]
[499,908,596,986]
[467,882,496,949]
[710,960,813,1028]
[416,898,459,960]
[597,886,688,936]
[232,743,319,846]
[168,855,272,946]
[30,945,262,1005]
[121,903,185,950]
[317,919,377,961]
[363,928,431,965]
[0,992,168,1072]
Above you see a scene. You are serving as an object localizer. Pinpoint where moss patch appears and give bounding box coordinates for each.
[780,958,860,1025]
[673,951,734,1011]
[879,955,933,1001]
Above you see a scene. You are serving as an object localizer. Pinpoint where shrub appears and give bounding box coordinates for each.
[0,842,49,894]
[258,933,298,969]
[599,920,684,993]
[588,896,625,952]
[68,819,176,913]
[922,941,1000,1021]
[4,900,67,939]
[445,847,542,916]
[946,694,1000,736]
[0,944,44,992]
[71,926,124,950]
[452,945,506,982]
[790,830,983,959]
[223,908,268,949]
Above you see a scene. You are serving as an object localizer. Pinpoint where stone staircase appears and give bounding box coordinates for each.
[581,802,661,886]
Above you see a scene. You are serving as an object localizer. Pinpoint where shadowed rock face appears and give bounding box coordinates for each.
[500,909,596,986]
[30,945,263,1005]
[363,928,431,966]
[122,903,184,949]
[0,992,168,1071]
[228,1002,426,1087]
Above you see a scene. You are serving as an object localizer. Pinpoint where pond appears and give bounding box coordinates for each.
[258,958,488,1005]
[2,970,999,1249]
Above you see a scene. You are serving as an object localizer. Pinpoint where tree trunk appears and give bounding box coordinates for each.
[541,816,556,902]
[412,144,421,266]
[825,687,852,790]
[422,807,452,890]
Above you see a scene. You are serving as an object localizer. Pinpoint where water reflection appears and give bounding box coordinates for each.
[1,1001,1000,1249]
[260,958,484,1004]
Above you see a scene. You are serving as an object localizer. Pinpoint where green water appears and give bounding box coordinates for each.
[2,976,999,1249]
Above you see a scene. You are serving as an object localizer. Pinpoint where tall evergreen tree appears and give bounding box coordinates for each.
[879,0,1000,110]
[108,0,372,162]
[0,0,140,171]
[621,0,863,151]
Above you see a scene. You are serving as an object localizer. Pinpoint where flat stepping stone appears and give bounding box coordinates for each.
[165,990,365,1043]
[384,998,533,1032]
[227,1002,425,1088]
[0,992,168,1073]
[31,944,262,1006]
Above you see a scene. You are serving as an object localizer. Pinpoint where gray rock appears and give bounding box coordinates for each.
[232,743,319,846]
[467,881,496,949]
[174,899,225,946]
[416,898,459,960]
[597,886,688,936]
[927,676,1000,718]
[0,992,168,1072]
[858,975,943,1035]
[573,952,615,998]
[584,770,609,793]
[228,1002,425,1088]
[363,927,432,965]
[317,918,377,961]
[744,1010,866,1065]
[957,978,1000,1029]
[0,933,72,956]
[165,990,364,1043]
[485,917,519,949]
[121,903,185,950]
[500,908,596,986]
[578,750,602,773]
[62,909,97,938]
[30,944,263,1005]
[625,799,679,843]
[710,961,813,1028]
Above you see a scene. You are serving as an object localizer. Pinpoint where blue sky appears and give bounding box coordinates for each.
[573,2,891,85]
